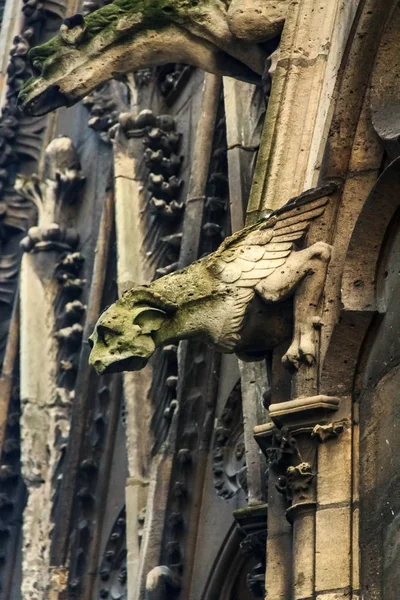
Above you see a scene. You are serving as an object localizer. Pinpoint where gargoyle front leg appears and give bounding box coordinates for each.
[284,242,331,369]
[255,241,332,369]
[146,566,181,600]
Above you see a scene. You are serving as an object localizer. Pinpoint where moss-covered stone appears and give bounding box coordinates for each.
[85,0,200,33]
[27,0,204,77]
[88,190,334,375]
[19,0,274,116]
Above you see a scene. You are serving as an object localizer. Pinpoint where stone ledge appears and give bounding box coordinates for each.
[268,395,340,430]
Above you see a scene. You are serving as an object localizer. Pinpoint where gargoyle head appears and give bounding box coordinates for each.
[88,287,176,374]
[88,302,167,374]
[18,0,265,116]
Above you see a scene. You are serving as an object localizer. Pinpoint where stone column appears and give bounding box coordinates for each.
[245,2,387,598]
[18,137,85,599]
[248,0,360,218]
[115,73,223,599]
[113,121,153,600]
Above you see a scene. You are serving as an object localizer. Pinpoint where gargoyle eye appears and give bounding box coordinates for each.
[97,324,117,347]
[60,13,87,45]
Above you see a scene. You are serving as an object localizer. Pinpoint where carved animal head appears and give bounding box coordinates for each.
[18,0,265,116]
[88,302,167,374]
[88,287,175,374]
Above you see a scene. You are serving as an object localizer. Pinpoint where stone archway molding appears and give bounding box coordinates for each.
[341,157,400,315]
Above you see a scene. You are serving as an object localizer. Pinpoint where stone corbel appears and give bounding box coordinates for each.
[268,395,341,433]
[254,395,341,507]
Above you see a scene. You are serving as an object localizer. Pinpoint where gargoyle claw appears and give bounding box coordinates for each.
[282,348,316,370]
[281,351,301,370]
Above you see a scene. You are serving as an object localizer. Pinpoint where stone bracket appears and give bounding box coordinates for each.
[268,395,341,431]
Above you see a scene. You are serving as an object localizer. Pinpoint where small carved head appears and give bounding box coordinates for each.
[88,298,168,375]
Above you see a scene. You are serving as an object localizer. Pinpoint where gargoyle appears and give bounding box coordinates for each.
[88,185,335,374]
[18,0,289,116]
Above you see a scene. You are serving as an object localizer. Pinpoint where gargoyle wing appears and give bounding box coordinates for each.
[205,185,335,348]
[208,188,333,288]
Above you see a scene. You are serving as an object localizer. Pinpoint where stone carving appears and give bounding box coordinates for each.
[89,184,336,374]
[247,563,266,599]
[200,101,229,257]
[119,109,184,273]
[0,255,19,306]
[118,107,185,452]
[18,0,289,116]
[0,0,69,592]
[156,64,194,103]
[145,566,181,600]
[134,69,153,88]
[0,384,25,598]
[25,0,66,21]
[212,382,247,500]
[312,420,346,442]
[235,505,268,600]
[263,426,298,468]
[68,381,120,595]
[96,506,127,600]
[0,0,66,205]
[276,462,315,502]
[82,80,128,143]
[16,136,85,252]
[158,340,219,586]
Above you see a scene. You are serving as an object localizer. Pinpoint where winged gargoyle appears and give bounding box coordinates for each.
[88,185,335,374]
[18,0,289,116]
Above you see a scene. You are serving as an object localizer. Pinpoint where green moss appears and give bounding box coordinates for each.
[28,36,64,62]
[85,0,201,35]
[21,0,207,91]
[27,0,204,66]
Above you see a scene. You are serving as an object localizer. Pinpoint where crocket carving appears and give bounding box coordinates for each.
[18,0,289,116]
[88,185,335,374]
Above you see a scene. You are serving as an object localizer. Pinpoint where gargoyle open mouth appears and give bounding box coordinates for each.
[90,355,149,375]
[19,84,69,117]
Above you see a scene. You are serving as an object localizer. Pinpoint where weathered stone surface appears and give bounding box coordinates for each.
[315,507,351,592]
[17,0,285,116]
[227,0,288,42]
[6,0,400,598]
[89,187,334,374]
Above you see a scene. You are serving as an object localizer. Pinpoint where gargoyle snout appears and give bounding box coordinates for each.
[88,299,169,375]
[18,83,69,117]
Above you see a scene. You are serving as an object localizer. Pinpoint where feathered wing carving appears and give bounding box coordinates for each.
[206,194,330,347]
[89,185,335,374]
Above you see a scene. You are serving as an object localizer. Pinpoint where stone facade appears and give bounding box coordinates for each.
[0,1,398,599]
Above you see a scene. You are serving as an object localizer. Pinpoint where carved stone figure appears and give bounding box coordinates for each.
[16,136,85,252]
[88,185,335,374]
[18,0,289,116]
